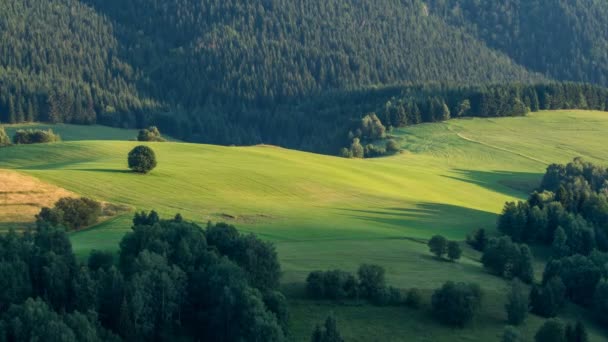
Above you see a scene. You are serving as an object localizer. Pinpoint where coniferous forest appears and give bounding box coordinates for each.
[2,0,608,154]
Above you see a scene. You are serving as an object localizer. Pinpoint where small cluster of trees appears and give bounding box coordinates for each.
[37,197,102,231]
[12,128,61,144]
[306,264,406,306]
[137,126,166,142]
[497,158,608,255]
[533,319,589,342]
[427,235,462,262]
[431,281,483,327]
[340,114,400,158]
[502,276,590,340]
[0,211,289,341]
[481,236,534,283]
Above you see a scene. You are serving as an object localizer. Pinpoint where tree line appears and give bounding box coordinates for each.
[0,211,289,341]
[486,158,608,332]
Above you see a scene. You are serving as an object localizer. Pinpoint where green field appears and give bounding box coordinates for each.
[1,110,608,341]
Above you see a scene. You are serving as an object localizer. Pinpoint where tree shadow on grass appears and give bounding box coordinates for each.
[443,169,543,198]
[334,203,498,239]
[70,168,132,174]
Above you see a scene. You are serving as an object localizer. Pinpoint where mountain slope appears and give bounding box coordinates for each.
[427,0,608,85]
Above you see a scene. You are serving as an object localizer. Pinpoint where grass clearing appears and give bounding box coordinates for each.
[1,110,608,340]
[0,169,76,230]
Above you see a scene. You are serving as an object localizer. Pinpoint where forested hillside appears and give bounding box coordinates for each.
[1,0,608,153]
[427,0,608,85]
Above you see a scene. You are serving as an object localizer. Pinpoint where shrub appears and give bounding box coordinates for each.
[37,197,102,231]
[385,139,400,153]
[428,235,448,259]
[128,145,157,173]
[137,126,166,142]
[373,286,402,306]
[505,279,528,325]
[481,237,534,283]
[502,326,522,342]
[530,277,566,318]
[357,264,386,300]
[364,144,386,158]
[0,126,10,146]
[594,280,608,325]
[565,321,589,342]
[311,316,344,342]
[322,270,358,300]
[466,228,488,251]
[12,129,61,144]
[405,288,423,309]
[306,271,326,299]
[447,241,462,262]
[349,138,364,158]
[431,281,482,327]
[535,319,566,342]
[88,250,114,271]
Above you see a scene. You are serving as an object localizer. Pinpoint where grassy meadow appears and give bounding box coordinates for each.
[1,110,608,340]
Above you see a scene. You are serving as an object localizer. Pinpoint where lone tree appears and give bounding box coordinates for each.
[128,145,157,173]
[428,235,448,259]
[447,241,462,262]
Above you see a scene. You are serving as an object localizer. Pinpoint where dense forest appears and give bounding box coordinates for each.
[1,0,608,154]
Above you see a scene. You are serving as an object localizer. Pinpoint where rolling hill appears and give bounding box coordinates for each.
[2,110,608,340]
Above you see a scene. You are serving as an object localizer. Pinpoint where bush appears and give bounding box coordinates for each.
[466,228,488,251]
[128,145,157,173]
[373,286,402,306]
[565,321,589,342]
[311,316,344,342]
[594,280,608,325]
[306,271,326,299]
[0,126,10,146]
[431,281,482,327]
[505,279,528,325]
[481,237,534,283]
[12,129,61,144]
[137,126,166,142]
[88,250,114,271]
[357,264,386,300]
[428,235,448,259]
[535,319,566,342]
[530,277,566,318]
[364,144,386,158]
[322,270,358,300]
[385,139,400,153]
[427,235,448,258]
[405,288,423,309]
[447,241,462,262]
[37,197,102,231]
[502,326,522,342]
